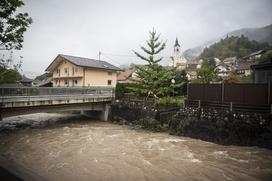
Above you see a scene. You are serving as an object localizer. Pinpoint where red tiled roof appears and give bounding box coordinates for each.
[223,57,237,62]
[186,70,197,76]
[176,62,187,66]
[117,68,141,83]
[117,68,135,81]
[236,63,255,71]
[187,60,200,65]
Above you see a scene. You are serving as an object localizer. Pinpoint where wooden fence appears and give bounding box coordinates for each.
[185,83,272,113]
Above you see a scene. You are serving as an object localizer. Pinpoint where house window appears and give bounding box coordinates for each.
[108,71,112,75]
[72,79,78,86]
[107,80,112,86]
[72,66,78,75]
[56,69,60,76]
[64,68,69,75]
[55,80,60,87]
[65,80,69,86]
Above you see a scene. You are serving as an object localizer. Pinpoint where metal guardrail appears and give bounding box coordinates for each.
[0,86,115,103]
[185,99,271,113]
[0,86,114,96]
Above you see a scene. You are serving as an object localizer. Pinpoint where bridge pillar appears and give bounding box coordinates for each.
[100,104,110,121]
[82,104,110,121]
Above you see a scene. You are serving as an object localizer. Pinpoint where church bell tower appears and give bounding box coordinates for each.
[173,37,181,67]
[172,37,187,69]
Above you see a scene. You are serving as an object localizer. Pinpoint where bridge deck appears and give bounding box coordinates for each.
[1,87,115,108]
[0,87,115,119]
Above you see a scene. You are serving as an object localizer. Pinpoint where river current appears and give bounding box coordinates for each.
[0,113,271,181]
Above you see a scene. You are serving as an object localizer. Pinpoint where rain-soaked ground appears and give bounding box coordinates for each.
[0,113,272,181]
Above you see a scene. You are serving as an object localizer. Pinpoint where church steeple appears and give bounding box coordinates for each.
[171,37,186,68]
[174,37,180,47]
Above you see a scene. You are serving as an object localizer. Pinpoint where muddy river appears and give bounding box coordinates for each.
[0,113,271,181]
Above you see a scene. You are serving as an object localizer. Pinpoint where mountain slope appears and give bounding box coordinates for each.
[183,24,272,60]
[199,35,272,60]
[227,24,272,45]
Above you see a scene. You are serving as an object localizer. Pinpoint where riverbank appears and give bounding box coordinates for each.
[0,114,272,181]
[111,102,272,149]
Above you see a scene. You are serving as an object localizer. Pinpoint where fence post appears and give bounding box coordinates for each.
[197,100,201,119]
[221,83,224,103]
[187,83,190,99]
[1,88,3,105]
[230,102,233,112]
[268,82,271,105]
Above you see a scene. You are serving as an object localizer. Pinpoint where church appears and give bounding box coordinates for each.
[171,38,187,69]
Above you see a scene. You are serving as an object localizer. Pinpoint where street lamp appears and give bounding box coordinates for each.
[171,78,175,97]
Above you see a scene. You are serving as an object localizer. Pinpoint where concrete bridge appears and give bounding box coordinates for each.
[0,87,115,120]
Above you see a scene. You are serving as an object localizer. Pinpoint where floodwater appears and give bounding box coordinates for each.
[0,114,272,181]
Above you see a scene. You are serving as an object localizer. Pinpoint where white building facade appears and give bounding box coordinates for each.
[171,38,187,69]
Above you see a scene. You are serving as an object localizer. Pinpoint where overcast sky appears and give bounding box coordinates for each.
[3,0,272,77]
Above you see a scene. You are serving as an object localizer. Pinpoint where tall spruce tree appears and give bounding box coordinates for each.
[131,29,185,97]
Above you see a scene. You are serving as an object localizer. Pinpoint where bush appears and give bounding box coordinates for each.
[155,96,184,108]
[136,117,162,132]
[115,83,138,97]
[222,76,240,83]
[168,113,193,135]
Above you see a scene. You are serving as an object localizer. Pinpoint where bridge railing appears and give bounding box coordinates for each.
[0,86,115,97]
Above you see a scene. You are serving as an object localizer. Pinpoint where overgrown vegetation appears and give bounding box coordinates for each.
[34,72,51,81]
[239,75,253,83]
[115,83,139,97]
[135,117,164,132]
[200,35,272,61]
[192,66,218,83]
[258,50,272,64]
[0,65,21,84]
[0,0,32,84]
[0,55,22,84]
[222,76,240,83]
[155,96,184,108]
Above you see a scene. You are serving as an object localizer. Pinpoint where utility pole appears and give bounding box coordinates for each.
[99,51,101,60]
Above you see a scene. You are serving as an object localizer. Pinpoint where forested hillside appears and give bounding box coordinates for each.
[199,35,272,60]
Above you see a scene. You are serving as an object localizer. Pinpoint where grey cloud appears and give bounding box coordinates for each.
[4,0,272,77]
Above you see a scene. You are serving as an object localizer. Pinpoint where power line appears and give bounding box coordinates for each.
[101,52,172,59]
[102,52,137,58]
[100,54,123,66]
[100,52,142,65]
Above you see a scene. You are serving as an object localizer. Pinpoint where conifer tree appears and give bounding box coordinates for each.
[131,29,185,97]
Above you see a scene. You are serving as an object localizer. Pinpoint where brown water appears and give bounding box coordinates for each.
[0,114,272,181]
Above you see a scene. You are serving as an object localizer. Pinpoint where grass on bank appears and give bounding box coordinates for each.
[155,96,185,108]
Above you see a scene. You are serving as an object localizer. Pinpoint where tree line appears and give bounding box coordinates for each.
[200,35,272,61]
[0,0,32,84]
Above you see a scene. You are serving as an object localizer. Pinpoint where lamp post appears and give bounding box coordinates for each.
[171,78,175,97]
